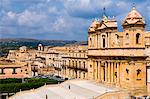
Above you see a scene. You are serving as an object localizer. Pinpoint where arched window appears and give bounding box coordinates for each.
[102,35,106,48]
[115,34,119,45]
[136,33,140,44]
[125,33,129,45]
[126,33,129,39]
[89,38,92,47]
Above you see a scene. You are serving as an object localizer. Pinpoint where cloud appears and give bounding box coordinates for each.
[0,0,150,40]
[18,10,47,26]
[7,11,16,19]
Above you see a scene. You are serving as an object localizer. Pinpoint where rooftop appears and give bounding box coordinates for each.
[0,59,26,66]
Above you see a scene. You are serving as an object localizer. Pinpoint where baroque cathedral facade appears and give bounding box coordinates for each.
[88,6,150,93]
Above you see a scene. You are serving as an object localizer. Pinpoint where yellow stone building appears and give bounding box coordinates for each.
[61,45,88,79]
[88,6,150,95]
[7,46,37,62]
[0,58,30,79]
[37,44,88,79]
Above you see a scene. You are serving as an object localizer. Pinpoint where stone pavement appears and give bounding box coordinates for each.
[10,80,119,99]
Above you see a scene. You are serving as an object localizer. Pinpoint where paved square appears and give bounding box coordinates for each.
[10,80,119,99]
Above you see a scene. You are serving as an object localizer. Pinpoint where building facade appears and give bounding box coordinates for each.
[88,7,150,95]
[0,58,30,79]
[37,44,88,79]
[61,45,88,79]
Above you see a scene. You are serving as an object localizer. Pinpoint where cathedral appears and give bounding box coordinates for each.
[88,6,150,94]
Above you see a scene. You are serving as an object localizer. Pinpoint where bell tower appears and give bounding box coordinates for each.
[38,44,44,51]
[122,6,146,48]
[121,6,147,93]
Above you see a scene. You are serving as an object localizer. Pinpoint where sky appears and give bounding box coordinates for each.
[0,0,150,40]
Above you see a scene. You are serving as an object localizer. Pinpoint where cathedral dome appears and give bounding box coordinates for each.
[122,6,145,25]
[38,44,43,46]
[126,7,142,19]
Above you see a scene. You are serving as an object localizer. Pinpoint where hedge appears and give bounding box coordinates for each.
[0,78,22,84]
[0,78,61,93]
[0,82,44,93]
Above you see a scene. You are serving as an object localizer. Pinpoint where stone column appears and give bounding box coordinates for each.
[105,62,108,82]
[108,62,111,83]
[111,62,114,84]
[92,61,95,80]
[101,65,104,82]
[94,61,97,80]
[96,61,99,81]
[117,62,120,86]
[94,61,97,81]
[98,61,101,82]
[114,62,117,84]
[93,61,96,80]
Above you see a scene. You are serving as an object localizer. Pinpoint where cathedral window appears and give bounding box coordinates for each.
[115,72,117,77]
[89,38,92,47]
[102,35,106,48]
[115,34,120,45]
[126,33,129,39]
[136,33,140,44]
[136,69,141,76]
[126,68,129,74]
[125,33,129,45]
[90,65,92,68]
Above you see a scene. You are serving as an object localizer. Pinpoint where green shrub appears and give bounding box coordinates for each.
[0,78,60,93]
[0,83,44,93]
[0,78,22,84]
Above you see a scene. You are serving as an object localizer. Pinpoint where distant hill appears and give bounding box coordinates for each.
[0,38,87,56]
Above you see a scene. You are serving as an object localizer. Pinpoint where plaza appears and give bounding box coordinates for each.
[10,80,129,99]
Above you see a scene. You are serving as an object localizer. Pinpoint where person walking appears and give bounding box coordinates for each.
[46,94,48,99]
[68,85,71,90]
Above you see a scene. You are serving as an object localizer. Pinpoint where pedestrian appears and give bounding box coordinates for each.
[68,85,70,90]
[46,94,48,99]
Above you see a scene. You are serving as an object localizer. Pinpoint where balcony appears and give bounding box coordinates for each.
[65,65,88,72]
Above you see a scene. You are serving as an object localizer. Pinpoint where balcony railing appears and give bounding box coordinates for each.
[62,65,87,72]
